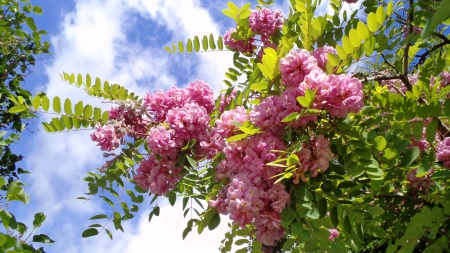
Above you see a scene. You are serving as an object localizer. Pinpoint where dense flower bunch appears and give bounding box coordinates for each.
[406,168,434,195]
[437,137,450,168]
[440,71,450,87]
[249,8,284,41]
[209,132,290,245]
[207,47,362,244]
[223,28,255,53]
[224,7,283,56]
[91,100,149,151]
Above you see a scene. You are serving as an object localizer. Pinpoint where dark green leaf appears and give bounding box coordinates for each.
[82,228,99,238]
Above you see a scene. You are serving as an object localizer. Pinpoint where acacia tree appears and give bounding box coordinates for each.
[0,0,54,252]
[27,0,450,252]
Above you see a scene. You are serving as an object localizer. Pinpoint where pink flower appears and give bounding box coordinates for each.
[440,72,450,87]
[249,8,284,40]
[224,28,255,53]
[187,80,215,114]
[146,125,180,159]
[133,154,182,195]
[328,228,339,240]
[90,123,120,151]
[143,87,189,123]
[215,106,249,139]
[437,137,450,168]
[298,69,329,109]
[278,86,318,126]
[165,102,210,143]
[312,46,337,70]
[324,74,364,118]
[250,96,284,136]
[406,168,434,195]
[280,49,319,87]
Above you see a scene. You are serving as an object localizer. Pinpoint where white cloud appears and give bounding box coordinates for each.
[16,0,234,252]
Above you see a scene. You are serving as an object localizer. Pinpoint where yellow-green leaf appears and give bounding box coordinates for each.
[32,96,40,111]
[367,12,378,32]
[194,36,200,52]
[376,5,386,24]
[84,105,93,119]
[41,96,50,112]
[64,99,72,115]
[202,35,208,51]
[53,96,61,114]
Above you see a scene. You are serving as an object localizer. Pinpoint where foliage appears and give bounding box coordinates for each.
[0,0,53,252]
[26,0,450,252]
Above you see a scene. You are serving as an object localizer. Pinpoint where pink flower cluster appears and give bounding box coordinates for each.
[224,28,255,53]
[224,8,283,55]
[90,100,149,151]
[90,123,120,151]
[134,154,182,195]
[133,80,216,195]
[440,71,450,87]
[251,48,363,133]
[311,46,336,70]
[406,168,434,195]
[249,8,284,41]
[293,135,332,184]
[209,132,290,246]
[328,228,339,240]
[437,137,450,168]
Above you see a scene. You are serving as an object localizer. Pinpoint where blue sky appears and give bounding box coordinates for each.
[5,0,342,252]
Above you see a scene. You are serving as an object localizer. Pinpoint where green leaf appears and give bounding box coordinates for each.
[383,148,398,160]
[425,119,438,144]
[373,136,387,151]
[401,147,420,167]
[287,154,299,166]
[209,34,216,50]
[32,234,55,244]
[194,36,200,52]
[375,5,386,24]
[84,105,93,119]
[342,36,354,53]
[281,112,299,122]
[90,214,109,220]
[343,215,352,234]
[327,53,340,66]
[202,35,208,51]
[367,12,378,32]
[41,96,50,112]
[53,96,61,113]
[0,234,5,246]
[105,228,113,240]
[100,196,114,207]
[32,96,41,111]
[33,212,46,229]
[51,118,64,132]
[421,0,450,38]
[217,36,224,50]
[82,228,99,238]
[101,111,109,124]
[186,38,193,53]
[178,41,184,54]
[182,226,192,240]
[330,206,339,227]
[32,6,43,14]
[208,212,221,230]
[64,99,72,114]
[168,191,176,206]
[368,206,385,216]
[8,105,27,113]
[226,133,248,142]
